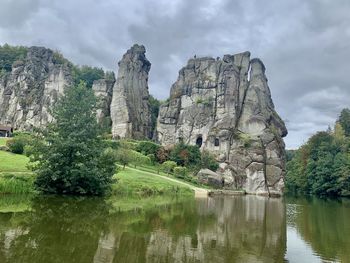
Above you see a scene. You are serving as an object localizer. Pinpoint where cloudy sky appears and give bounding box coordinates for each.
[1,0,349,148]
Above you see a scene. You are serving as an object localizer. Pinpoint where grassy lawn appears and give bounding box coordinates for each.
[0,137,8,146]
[0,150,30,173]
[113,167,193,196]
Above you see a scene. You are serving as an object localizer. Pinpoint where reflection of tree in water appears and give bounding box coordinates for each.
[289,197,350,262]
[0,196,287,263]
[0,196,111,263]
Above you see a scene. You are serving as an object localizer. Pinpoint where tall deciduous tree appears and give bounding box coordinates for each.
[30,82,117,195]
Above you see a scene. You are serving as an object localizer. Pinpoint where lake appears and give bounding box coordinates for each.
[0,195,349,262]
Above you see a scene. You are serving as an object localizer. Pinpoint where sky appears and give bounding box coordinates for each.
[1,0,349,149]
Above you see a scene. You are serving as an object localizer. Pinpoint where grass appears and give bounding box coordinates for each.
[0,137,8,146]
[113,167,194,196]
[0,150,30,173]
[0,148,195,197]
[0,173,36,195]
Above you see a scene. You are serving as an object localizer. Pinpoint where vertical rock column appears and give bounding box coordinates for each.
[110,44,152,139]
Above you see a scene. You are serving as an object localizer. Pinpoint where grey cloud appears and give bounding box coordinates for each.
[0,0,349,149]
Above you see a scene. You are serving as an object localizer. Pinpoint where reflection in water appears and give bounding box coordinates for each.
[0,195,286,263]
[286,197,350,262]
[0,195,349,262]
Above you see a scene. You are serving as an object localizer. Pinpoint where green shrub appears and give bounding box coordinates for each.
[200,150,219,171]
[130,150,151,168]
[161,161,177,174]
[169,142,201,167]
[115,148,132,169]
[136,140,161,155]
[6,135,32,154]
[173,166,188,179]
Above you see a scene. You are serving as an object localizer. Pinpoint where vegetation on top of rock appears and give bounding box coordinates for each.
[286,108,350,197]
[28,82,117,195]
[0,44,28,74]
[72,65,105,88]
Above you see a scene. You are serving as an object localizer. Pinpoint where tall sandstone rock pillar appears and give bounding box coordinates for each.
[110,44,152,139]
[157,52,287,196]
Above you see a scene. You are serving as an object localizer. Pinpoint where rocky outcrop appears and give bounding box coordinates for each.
[0,47,73,130]
[92,79,114,125]
[157,52,287,196]
[110,44,152,139]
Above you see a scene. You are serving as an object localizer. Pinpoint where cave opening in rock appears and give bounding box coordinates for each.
[196,136,203,147]
[214,138,220,146]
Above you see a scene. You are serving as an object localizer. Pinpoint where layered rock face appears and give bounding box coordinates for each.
[92,79,114,125]
[0,47,72,130]
[157,52,287,195]
[110,44,152,139]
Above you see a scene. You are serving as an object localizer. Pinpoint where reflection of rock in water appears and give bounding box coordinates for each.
[144,196,286,262]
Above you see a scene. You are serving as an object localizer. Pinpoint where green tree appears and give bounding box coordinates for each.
[161,161,177,174]
[29,82,117,195]
[170,142,201,167]
[115,148,132,169]
[0,44,28,73]
[72,65,105,88]
[200,150,219,171]
[338,108,350,137]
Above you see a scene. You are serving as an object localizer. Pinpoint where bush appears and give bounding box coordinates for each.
[156,146,171,163]
[130,150,151,168]
[173,166,188,179]
[136,141,161,156]
[161,161,177,174]
[169,142,201,167]
[6,135,32,154]
[200,150,219,171]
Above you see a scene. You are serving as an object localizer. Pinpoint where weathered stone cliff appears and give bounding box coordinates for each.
[0,46,72,130]
[110,44,152,139]
[92,79,114,125]
[157,52,287,196]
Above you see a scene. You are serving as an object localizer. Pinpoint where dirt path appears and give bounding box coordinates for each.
[127,167,208,197]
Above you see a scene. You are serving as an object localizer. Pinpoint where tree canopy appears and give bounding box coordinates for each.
[286,109,350,197]
[29,82,117,195]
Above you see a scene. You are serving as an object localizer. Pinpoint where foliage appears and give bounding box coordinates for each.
[130,150,151,168]
[6,134,32,154]
[149,95,160,134]
[0,44,28,73]
[0,173,36,194]
[115,148,132,169]
[173,166,188,179]
[156,146,171,163]
[169,142,201,167]
[338,108,350,137]
[200,150,219,171]
[72,65,105,88]
[136,140,161,156]
[286,109,350,197]
[29,82,117,195]
[161,161,177,174]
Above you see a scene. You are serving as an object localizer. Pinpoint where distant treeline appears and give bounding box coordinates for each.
[286,109,350,197]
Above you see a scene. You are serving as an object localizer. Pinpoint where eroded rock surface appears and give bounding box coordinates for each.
[157,52,287,195]
[110,44,152,139]
[0,47,73,130]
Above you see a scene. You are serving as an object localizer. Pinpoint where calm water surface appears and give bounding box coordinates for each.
[0,195,349,263]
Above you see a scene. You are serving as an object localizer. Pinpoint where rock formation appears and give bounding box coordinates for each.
[92,79,114,125]
[0,46,72,130]
[157,52,287,196]
[110,44,152,139]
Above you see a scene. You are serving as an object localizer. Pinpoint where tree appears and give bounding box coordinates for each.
[169,142,201,167]
[72,65,105,88]
[29,82,117,195]
[115,148,132,169]
[161,161,177,174]
[338,108,350,137]
[200,150,219,171]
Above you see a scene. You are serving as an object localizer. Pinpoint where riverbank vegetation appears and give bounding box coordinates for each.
[286,108,350,197]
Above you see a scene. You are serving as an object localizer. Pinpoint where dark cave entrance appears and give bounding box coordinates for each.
[196,136,203,147]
